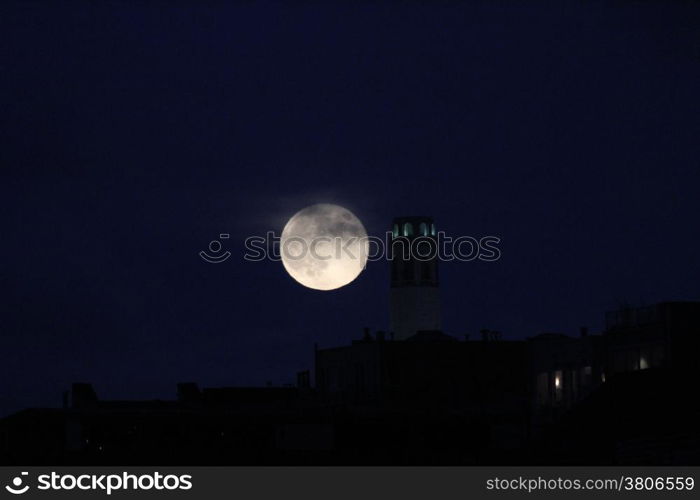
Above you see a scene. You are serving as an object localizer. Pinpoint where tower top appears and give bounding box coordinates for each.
[391,216,436,239]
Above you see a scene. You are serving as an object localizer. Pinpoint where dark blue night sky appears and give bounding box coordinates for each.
[1,0,699,416]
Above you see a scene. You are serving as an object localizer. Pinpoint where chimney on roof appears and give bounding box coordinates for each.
[71,383,98,409]
[177,382,201,403]
[296,370,310,389]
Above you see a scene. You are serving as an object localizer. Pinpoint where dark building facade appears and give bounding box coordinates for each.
[605,301,700,376]
[527,302,700,464]
[315,330,527,413]
[314,330,530,460]
[528,330,606,426]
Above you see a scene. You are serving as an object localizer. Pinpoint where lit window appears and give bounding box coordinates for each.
[403,222,413,237]
[419,222,428,236]
[554,370,563,403]
[430,223,436,236]
[640,347,651,370]
[392,224,399,238]
[601,373,606,383]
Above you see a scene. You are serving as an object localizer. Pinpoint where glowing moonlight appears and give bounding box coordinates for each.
[281,204,368,290]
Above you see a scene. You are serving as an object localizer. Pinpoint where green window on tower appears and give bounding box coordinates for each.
[419,222,428,236]
[403,222,413,237]
[393,224,399,238]
[430,223,436,236]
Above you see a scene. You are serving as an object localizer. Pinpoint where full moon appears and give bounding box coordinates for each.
[281,204,368,291]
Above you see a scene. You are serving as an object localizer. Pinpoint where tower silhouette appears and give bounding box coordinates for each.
[389,216,441,339]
